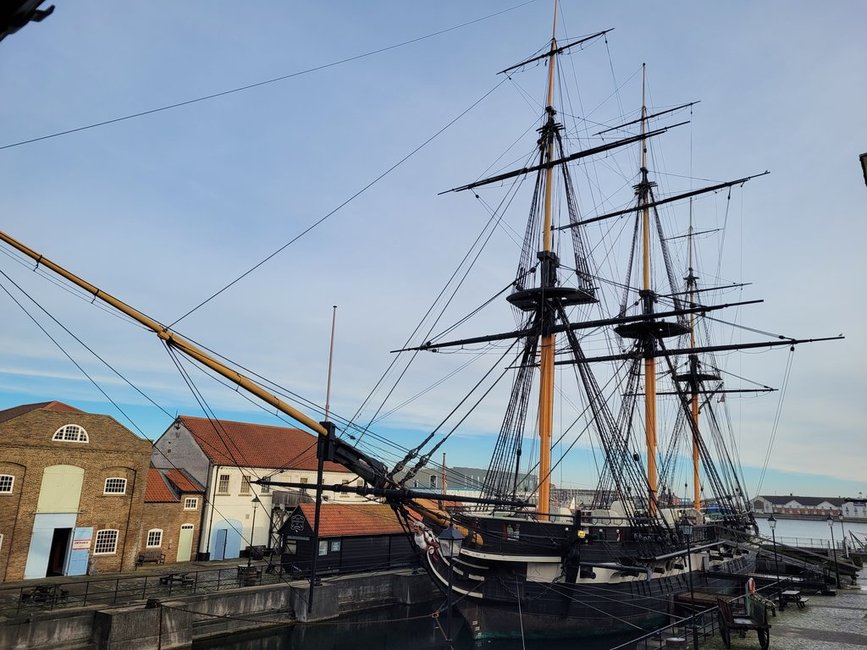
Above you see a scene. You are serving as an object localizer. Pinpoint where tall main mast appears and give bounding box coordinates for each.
[638,65,658,514]
[536,3,559,520]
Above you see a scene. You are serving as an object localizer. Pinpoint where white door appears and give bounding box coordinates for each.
[176,524,194,562]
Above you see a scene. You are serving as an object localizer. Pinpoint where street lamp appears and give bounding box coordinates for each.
[247,495,261,569]
[678,516,699,650]
[438,525,465,647]
[768,513,781,599]
[827,514,841,589]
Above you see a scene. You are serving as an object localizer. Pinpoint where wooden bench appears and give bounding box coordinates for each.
[136,550,166,567]
[716,596,770,650]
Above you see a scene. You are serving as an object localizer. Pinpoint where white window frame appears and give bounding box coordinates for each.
[183,497,199,510]
[0,474,14,494]
[94,529,119,555]
[180,523,194,531]
[318,540,328,556]
[146,529,163,548]
[216,474,230,494]
[103,477,127,495]
[240,475,251,495]
[52,424,89,443]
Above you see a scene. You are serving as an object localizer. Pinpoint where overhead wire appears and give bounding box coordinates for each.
[0,1,536,153]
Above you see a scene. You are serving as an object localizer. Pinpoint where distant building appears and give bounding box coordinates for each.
[152,416,362,561]
[140,467,205,564]
[841,497,867,521]
[395,465,537,498]
[0,401,151,581]
[753,495,843,518]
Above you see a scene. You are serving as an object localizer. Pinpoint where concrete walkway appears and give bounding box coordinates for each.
[700,586,867,649]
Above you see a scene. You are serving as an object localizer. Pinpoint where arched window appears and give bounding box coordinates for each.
[52,424,89,443]
[104,478,127,495]
[146,529,163,548]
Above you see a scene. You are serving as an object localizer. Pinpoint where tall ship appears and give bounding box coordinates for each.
[0,4,841,643]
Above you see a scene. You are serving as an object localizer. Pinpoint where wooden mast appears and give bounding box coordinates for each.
[536,2,559,521]
[687,213,701,512]
[639,64,658,514]
[0,229,328,436]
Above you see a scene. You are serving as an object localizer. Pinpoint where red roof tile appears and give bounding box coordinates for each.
[178,415,347,473]
[0,400,83,424]
[165,468,204,494]
[145,467,178,503]
[298,503,406,537]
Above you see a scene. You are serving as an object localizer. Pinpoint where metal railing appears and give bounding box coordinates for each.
[609,583,779,650]
[1,565,274,617]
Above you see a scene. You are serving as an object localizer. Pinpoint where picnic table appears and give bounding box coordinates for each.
[20,585,68,606]
[779,589,809,610]
[159,572,194,587]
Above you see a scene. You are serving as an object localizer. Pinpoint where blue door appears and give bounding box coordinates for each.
[213,529,228,561]
[211,520,242,560]
[66,527,92,576]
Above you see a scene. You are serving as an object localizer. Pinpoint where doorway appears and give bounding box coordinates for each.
[47,528,71,576]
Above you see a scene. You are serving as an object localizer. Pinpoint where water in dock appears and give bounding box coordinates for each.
[192,601,636,649]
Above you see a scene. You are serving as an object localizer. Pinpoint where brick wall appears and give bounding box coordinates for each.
[0,408,152,581]
[139,496,202,564]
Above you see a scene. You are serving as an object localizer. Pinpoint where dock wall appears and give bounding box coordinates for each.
[0,569,438,650]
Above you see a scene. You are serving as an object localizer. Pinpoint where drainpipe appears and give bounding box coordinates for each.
[118,469,137,571]
[204,464,218,558]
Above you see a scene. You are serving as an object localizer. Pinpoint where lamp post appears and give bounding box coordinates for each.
[828,514,841,588]
[247,495,261,569]
[678,516,699,650]
[768,513,781,599]
[438,525,465,647]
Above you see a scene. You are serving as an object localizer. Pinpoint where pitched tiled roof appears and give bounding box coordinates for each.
[145,467,178,503]
[178,415,347,473]
[0,400,83,424]
[165,468,204,494]
[298,503,406,537]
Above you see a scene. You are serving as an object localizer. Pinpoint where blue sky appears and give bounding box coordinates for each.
[0,1,865,498]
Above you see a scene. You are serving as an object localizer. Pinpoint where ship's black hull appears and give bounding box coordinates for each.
[420,526,755,640]
[454,557,752,639]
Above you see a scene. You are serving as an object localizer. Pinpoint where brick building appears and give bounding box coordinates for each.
[140,467,205,564]
[0,401,152,581]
